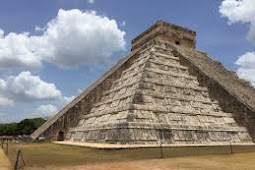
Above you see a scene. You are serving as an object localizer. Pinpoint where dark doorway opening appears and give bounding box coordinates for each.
[57,131,64,141]
[175,40,180,45]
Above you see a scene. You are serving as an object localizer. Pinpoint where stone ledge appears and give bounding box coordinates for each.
[69,122,248,132]
[152,52,179,61]
[145,67,197,80]
[54,141,255,149]
[142,78,208,92]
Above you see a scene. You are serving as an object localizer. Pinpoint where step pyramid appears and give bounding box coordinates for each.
[31,21,255,146]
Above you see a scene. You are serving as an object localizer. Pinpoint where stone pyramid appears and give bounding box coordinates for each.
[31,21,255,146]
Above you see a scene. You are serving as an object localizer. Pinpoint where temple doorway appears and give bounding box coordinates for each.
[57,131,64,141]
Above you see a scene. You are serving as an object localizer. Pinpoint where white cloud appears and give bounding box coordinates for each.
[34,104,58,117]
[235,52,255,86]
[0,71,76,121]
[0,9,126,68]
[120,21,126,26]
[0,71,62,102]
[0,29,44,68]
[0,79,6,92]
[220,1,255,87]
[60,95,76,106]
[35,26,45,32]
[87,0,95,4]
[220,0,255,43]
[31,95,75,118]
[77,88,83,93]
[0,96,14,107]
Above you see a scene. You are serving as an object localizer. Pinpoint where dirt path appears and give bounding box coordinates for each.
[0,149,11,170]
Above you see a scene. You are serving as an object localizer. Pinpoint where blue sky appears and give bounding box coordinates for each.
[0,0,254,123]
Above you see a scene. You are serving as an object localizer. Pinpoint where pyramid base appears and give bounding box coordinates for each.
[66,122,252,145]
[54,141,255,149]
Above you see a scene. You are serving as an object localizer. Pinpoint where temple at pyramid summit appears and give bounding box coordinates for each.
[31,21,255,146]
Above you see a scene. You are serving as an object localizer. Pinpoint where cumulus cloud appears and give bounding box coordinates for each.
[59,95,76,107]
[31,95,75,118]
[220,0,255,87]
[0,9,126,68]
[0,70,75,121]
[34,104,58,117]
[0,71,61,102]
[235,52,255,86]
[220,0,255,43]
[0,29,44,68]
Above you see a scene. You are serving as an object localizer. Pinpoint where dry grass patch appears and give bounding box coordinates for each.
[7,142,255,169]
[24,152,255,170]
[0,149,12,170]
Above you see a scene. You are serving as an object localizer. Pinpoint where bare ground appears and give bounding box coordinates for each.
[24,152,255,170]
[0,149,12,170]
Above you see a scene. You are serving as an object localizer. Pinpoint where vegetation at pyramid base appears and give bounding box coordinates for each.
[0,118,46,136]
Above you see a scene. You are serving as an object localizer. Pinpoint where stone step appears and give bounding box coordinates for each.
[81,106,130,119]
[152,52,180,61]
[137,91,217,105]
[144,71,200,86]
[102,80,139,98]
[138,82,210,98]
[142,78,208,92]
[92,92,135,108]
[114,72,141,84]
[112,73,142,88]
[68,122,248,133]
[132,104,233,117]
[145,67,197,80]
[148,59,188,70]
[149,55,180,65]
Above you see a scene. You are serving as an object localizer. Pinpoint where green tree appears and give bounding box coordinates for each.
[0,118,46,136]
[16,119,37,135]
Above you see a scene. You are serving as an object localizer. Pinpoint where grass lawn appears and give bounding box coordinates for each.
[6,142,255,169]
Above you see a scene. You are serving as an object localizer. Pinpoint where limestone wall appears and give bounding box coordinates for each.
[131,21,196,51]
[66,45,155,143]
[178,55,255,142]
[32,43,152,141]
[36,68,125,141]
[170,43,255,142]
[64,40,252,145]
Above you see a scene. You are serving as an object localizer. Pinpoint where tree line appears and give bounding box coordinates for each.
[0,118,46,136]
